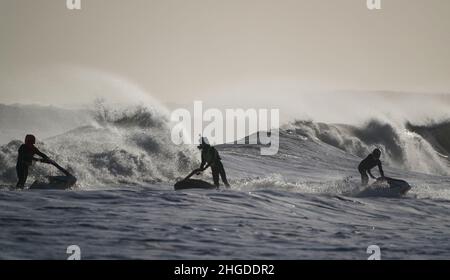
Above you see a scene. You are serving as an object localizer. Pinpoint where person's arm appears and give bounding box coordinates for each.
[33,157,51,163]
[196,163,210,174]
[200,151,206,170]
[378,161,384,177]
[367,168,376,179]
[201,163,210,171]
[34,147,49,160]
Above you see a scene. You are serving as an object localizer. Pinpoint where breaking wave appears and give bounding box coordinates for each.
[0,101,448,191]
[0,104,199,188]
[286,119,450,176]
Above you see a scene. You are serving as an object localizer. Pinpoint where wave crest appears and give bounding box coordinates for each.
[289,119,449,176]
[0,104,199,187]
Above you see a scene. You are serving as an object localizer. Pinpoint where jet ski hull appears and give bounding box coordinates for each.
[174,179,217,190]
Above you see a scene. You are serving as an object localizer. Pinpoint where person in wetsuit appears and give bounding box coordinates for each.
[16,134,51,188]
[197,137,230,188]
[358,148,384,186]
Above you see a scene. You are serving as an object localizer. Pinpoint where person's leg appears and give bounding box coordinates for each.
[211,166,220,187]
[359,169,368,186]
[16,165,28,188]
[217,161,230,187]
[362,174,368,186]
[16,165,22,188]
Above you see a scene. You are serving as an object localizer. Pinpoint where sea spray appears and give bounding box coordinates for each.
[0,104,199,187]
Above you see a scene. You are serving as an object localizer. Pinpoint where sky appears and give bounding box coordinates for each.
[1,0,449,115]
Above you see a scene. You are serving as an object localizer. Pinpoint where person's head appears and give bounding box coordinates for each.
[197,137,210,150]
[25,134,36,147]
[372,148,381,159]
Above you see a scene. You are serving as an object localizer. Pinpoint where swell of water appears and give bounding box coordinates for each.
[286,119,450,176]
[1,102,450,259]
[0,104,199,188]
[1,103,448,193]
[2,184,450,259]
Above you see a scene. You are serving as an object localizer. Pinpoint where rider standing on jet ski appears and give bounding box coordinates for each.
[358,148,384,186]
[197,137,230,188]
[16,134,51,188]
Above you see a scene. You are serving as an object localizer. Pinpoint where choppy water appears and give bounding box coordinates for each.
[1,105,449,259]
[1,182,450,260]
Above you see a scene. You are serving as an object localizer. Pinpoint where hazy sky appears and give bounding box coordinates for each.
[1,0,450,108]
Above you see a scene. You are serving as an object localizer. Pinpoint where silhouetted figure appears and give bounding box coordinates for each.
[16,134,50,188]
[197,137,230,188]
[358,148,384,186]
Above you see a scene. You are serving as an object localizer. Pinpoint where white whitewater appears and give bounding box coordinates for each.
[0,103,449,259]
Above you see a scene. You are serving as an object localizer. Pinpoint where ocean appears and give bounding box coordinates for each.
[0,105,449,259]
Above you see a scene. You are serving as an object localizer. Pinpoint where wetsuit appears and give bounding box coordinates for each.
[358,154,384,186]
[16,144,48,188]
[200,145,230,187]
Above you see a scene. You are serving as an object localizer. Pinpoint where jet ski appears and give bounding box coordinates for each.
[174,179,217,190]
[29,161,77,190]
[174,169,217,190]
[384,177,411,195]
[357,176,412,197]
[380,177,412,195]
